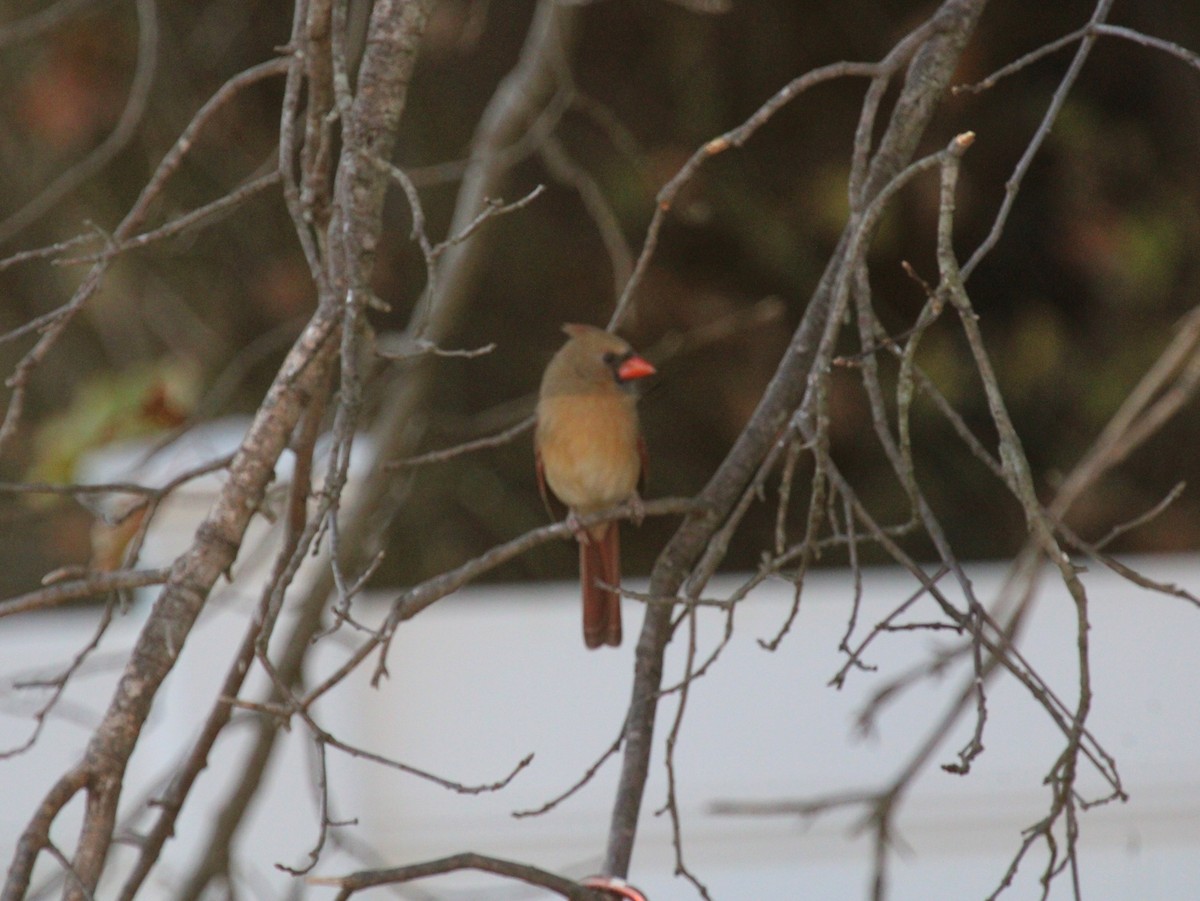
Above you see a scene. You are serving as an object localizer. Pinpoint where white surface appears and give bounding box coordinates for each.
[2,545,1200,899]
[331,559,1200,900]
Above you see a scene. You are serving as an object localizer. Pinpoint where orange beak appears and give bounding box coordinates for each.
[617,355,656,382]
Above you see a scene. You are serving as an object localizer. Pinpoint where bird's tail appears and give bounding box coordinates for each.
[580,524,622,648]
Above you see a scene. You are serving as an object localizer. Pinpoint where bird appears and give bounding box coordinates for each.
[535,323,656,648]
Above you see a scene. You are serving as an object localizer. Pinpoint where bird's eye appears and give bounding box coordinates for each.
[602,351,618,365]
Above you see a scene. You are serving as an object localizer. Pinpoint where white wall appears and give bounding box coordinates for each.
[3,556,1199,899]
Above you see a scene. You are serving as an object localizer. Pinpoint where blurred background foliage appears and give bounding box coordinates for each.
[2,0,1200,596]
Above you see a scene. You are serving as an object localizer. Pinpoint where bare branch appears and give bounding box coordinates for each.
[0,568,168,620]
[57,171,283,266]
[1,600,118,762]
[604,0,988,879]
[961,0,1116,279]
[512,730,625,819]
[308,852,609,901]
[0,232,97,277]
[293,497,696,710]
[170,3,584,889]
[388,414,534,468]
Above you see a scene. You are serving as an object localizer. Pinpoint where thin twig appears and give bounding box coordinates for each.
[0,568,169,620]
[961,0,1117,280]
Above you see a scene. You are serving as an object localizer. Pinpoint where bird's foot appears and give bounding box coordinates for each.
[626,493,645,527]
[566,511,590,544]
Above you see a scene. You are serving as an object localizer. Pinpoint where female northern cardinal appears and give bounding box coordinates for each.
[535,324,656,648]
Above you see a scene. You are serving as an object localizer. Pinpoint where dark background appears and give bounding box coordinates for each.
[2,0,1199,595]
